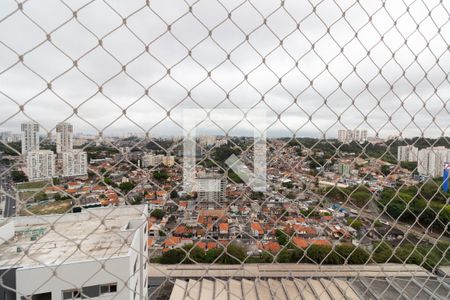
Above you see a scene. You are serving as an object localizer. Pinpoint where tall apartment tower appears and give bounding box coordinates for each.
[21,122,40,155]
[397,145,419,162]
[417,146,450,177]
[360,130,368,142]
[338,129,368,143]
[56,122,73,153]
[62,150,88,177]
[26,150,55,181]
[196,174,226,209]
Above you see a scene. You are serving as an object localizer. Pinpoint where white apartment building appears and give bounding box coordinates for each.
[141,154,175,168]
[56,122,73,154]
[161,155,175,167]
[21,122,40,155]
[61,150,88,177]
[198,135,216,147]
[26,150,55,181]
[337,129,368,143]
[0,205,148,300]
[196,174,226,209]
[417,146,450,177]
[397,145,419,162]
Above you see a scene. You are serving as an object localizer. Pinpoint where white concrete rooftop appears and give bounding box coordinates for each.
[0,205,147,268]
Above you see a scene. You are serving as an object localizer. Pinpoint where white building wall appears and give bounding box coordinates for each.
[16,257,131,300]
[21,123,39,155]
[56,122,74,154]
[26,150,55,181]
[398,145,418,162]
[417,147,450,177]
[62,150,88,177]
[0,220,14,246]
[13,206,148,300]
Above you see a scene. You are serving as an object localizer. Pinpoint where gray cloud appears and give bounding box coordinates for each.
[0,0,448,138]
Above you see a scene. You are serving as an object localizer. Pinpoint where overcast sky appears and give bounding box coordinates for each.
[0,0,448,138]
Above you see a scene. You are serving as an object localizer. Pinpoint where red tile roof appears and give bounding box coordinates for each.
[262,241,281,253]
[251,222,264,235]
[310,239,331,246]
[292,237,309,249]
[164,236,181,247]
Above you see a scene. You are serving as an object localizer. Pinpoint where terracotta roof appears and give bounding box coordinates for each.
[164,236,181,247]
[219,223,229,233]
[174,225,188,235]
[199,209,226,217]
[196,242,217,251]
[251,223,264,235]
[292,237,309,249]
[322,215,333,221]
[293,224,317,235]
[147,238,156,247]
[310,239,332,246]
[262,241,281,253]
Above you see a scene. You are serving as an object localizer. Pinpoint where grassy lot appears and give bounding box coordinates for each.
[19,191,38,202]
[16,180,49,190]
[21,200,72,215]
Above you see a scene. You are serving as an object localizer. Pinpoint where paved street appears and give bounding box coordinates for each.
[0,167,16,218]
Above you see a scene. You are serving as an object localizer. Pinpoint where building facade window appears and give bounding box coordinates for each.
[62,289,81,299]
[100,283,117,295]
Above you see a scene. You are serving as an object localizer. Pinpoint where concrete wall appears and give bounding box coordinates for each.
[16,257,130,300]
[0,220,14,245]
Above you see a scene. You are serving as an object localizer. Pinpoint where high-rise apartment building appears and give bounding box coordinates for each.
[196,174,226,209]
[141,154,175,168]
[417,146,450,177]
[56,122,74,153]
[397,145,419,162]
[62,150,88,177]
[26,150,55,181]
[21,122,40,155]
[337,129,368,143]
[0,205,148,300]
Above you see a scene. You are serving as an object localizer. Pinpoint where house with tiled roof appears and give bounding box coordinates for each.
[251,222,264,238]
[261,241,281,254]
[292,237,309,249]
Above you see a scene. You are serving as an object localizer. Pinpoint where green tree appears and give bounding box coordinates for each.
[290,248,306,263]
[150,209,165,219]
[282,182,294,189]
[170,190,178,199]
[11,170,28,182]
[119,181,135,194]
[393,245,423,265]
[160,248,185,264]
[335,244,369,264]
[372,242,393,263]
[306,245,343,264]
[347,217,363,230]
[205,248,223,263]
[275,229,289,246]
[153,170,169,181]
[34,191,47,202]
[183,245,206,264]
[276,249,291,263]
[130,195,143,205]
[381,165,391,176]
[217,243,246,264]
